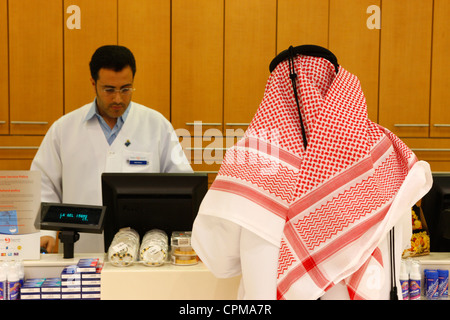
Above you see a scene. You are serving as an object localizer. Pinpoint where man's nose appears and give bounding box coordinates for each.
[112,91,123,103]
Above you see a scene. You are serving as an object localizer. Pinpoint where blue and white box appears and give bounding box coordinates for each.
[80,262,102,300]
[20,278,45,300]
[41,278,61,300]
[60,265,81,299]
[59,259,102,300]
[77,258,99,273]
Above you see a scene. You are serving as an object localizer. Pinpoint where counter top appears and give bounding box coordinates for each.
[22,253,104,278]
[21,253,241,299]
[23,253,104,267]
[101,260,241,300]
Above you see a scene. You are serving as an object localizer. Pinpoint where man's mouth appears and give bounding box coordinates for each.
[110,104,124,110]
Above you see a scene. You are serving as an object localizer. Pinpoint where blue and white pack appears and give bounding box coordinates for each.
[41,278,61,300]
[20,278,45,300]
[77,258,99,273]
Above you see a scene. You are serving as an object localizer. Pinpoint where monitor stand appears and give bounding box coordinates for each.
[58,230,80,259]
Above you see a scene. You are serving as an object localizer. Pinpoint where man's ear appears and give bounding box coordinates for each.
[90,78,97,93]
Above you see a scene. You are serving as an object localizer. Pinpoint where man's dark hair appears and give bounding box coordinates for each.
[89,45,136,81]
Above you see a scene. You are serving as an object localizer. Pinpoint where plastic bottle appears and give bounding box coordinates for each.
[438,269,448,299]
[400,260,409,300]
[0,264,6,300]
[426,269,439,300]
[7,264,20,300]
[409,261,421,300]
[15,260,24,288]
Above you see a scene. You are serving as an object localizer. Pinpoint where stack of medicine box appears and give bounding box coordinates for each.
[41,278,62,299]
[20,278,45,300]
[19,258,102,300]
[61,258,102,300]
[20,278,62,300]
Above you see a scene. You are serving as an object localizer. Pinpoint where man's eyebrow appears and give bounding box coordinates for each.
[101,83,133,89]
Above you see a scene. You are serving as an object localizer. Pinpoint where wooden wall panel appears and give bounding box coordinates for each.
[277,0,329,52]
[171,0,224,134]
[0,0,8,135]
[118,0,171,119]
[430,0,450,138]
[329,0,380,121]
[64,0,118,114]
[223,0,276,130]
[378,0,433,138]
[0,159,33,170]
[0,136,43,159]
[9,0,63,135]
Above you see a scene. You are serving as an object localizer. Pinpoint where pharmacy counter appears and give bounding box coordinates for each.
[22,253,241,300]
[101,260,241,300]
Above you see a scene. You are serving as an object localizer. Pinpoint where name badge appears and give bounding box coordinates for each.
[128,156,149,165]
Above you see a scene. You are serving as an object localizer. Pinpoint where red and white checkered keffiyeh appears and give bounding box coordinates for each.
[204,54,418,299]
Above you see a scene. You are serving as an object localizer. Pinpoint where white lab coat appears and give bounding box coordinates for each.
[32,101,193,253]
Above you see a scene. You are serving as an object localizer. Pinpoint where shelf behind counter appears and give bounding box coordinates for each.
[23,253,241,300]
[410,252,450,269]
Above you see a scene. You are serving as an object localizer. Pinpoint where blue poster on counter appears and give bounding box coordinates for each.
[0,210,19,235]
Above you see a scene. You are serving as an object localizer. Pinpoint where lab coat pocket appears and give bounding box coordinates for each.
[123,151,156,172]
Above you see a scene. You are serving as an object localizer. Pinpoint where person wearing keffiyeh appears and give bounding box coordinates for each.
[191,45,432,300]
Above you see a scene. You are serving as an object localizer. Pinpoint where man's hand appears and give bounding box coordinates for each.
[40,235,56,253]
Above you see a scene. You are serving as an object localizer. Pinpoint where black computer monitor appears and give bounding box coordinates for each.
[101,172,208,252]
[421,173,450,252]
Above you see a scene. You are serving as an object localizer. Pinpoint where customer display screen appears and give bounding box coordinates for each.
[40,202,106,234]
[42,205,102,225]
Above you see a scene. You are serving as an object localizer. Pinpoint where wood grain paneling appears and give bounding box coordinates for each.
[118,0,171,119]
[224,0,276,131]
[171,0,224,134]
[64,0,118,114]
[9,0,63,135]
[0,0,8,135]
[430,0,450,138]
[329,0,380,120]
[378,0,433,137]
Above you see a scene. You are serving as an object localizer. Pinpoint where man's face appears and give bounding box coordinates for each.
[91,66,134,126]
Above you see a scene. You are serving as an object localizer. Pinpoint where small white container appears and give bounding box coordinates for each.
[171,255,199,266]
[108,228,140,267]
[140,229,168,267]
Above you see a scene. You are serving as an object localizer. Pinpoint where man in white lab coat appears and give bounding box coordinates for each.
[32,45,192,253]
